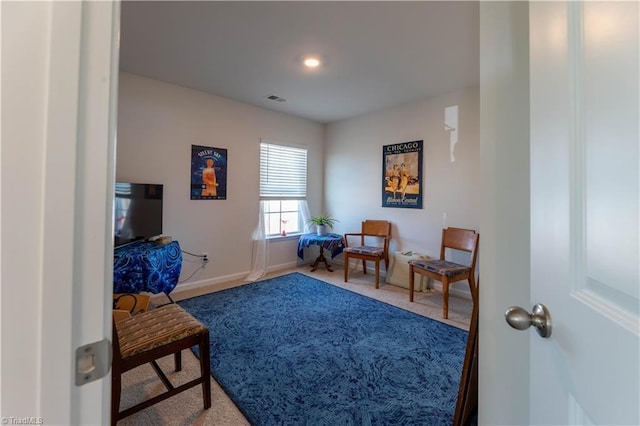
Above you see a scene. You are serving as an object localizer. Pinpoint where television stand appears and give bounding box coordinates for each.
[113,240,182,297]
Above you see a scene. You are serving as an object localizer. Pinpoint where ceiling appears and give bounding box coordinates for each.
[119,1,479,124]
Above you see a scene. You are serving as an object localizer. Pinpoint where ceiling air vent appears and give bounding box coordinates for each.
[266,94,287,103]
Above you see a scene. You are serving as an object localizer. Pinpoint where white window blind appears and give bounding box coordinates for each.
[260,143,307,199]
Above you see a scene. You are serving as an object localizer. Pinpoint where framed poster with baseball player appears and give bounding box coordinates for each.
[191,144,227,200]
[382,140,423,209]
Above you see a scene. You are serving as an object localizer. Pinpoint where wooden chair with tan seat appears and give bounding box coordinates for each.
[111,303,211,425]
[343,220,392,289]
[409,227,479,319]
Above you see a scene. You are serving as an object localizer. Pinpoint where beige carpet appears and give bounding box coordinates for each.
[117,265,473,425]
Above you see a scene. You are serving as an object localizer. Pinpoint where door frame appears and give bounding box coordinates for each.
[3,2,534,424]
[478,2,531,424]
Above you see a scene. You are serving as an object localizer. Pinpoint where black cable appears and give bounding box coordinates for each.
[182,258,204,263]
[178,263,207,283]
[181,249,207,258]
[179,249,209,283]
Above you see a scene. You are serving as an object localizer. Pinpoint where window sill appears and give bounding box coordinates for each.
[267,233,303,242]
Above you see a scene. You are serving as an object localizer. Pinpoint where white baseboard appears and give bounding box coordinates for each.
[154,259,472,303]
[154,261,298,303]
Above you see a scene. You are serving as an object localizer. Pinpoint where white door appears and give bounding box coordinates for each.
[528,1,639,424]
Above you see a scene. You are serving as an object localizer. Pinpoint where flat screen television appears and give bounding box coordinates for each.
[114,182,163,247]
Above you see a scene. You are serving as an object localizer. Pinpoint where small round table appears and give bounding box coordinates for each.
[297,233,345,272]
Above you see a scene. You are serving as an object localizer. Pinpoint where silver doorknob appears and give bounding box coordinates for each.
[505,304,552,338]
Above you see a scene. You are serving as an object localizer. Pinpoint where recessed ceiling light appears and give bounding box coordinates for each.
[303,57,321,68]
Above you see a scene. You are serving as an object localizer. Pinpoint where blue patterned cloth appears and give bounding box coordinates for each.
[297,232,345,259]
[409,258,470,277]
[113,241,182,294]
[343,245,384,256]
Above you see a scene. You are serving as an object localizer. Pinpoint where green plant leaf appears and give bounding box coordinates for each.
[307,214,338,228]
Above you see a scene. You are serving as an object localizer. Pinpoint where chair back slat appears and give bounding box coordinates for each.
[442,227,477,253]
[362,220,391,237]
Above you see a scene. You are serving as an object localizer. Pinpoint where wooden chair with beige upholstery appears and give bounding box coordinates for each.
[343,220,392,289]
[111,303,211,425]
[409,227,479,319]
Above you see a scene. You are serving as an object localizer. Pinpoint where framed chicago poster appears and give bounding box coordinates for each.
[191,144,227,200]
[382,140,423,208]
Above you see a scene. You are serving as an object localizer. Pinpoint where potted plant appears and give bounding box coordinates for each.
[307,215,338,236]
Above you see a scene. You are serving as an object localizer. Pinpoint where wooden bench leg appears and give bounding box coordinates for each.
[200,330,212,409]
[111,360,122,425]
[174,350,182,371]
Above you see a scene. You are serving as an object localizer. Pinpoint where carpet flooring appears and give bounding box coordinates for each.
[179,272,468,425]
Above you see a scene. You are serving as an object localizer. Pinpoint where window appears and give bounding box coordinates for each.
[260,142,308,236]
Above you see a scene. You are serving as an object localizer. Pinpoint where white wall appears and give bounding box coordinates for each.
[117,73,325,288]
[2,1,49,415]
[324,87,480,288]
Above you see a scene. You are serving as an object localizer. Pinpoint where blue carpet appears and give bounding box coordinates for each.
[179,272,467,425]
